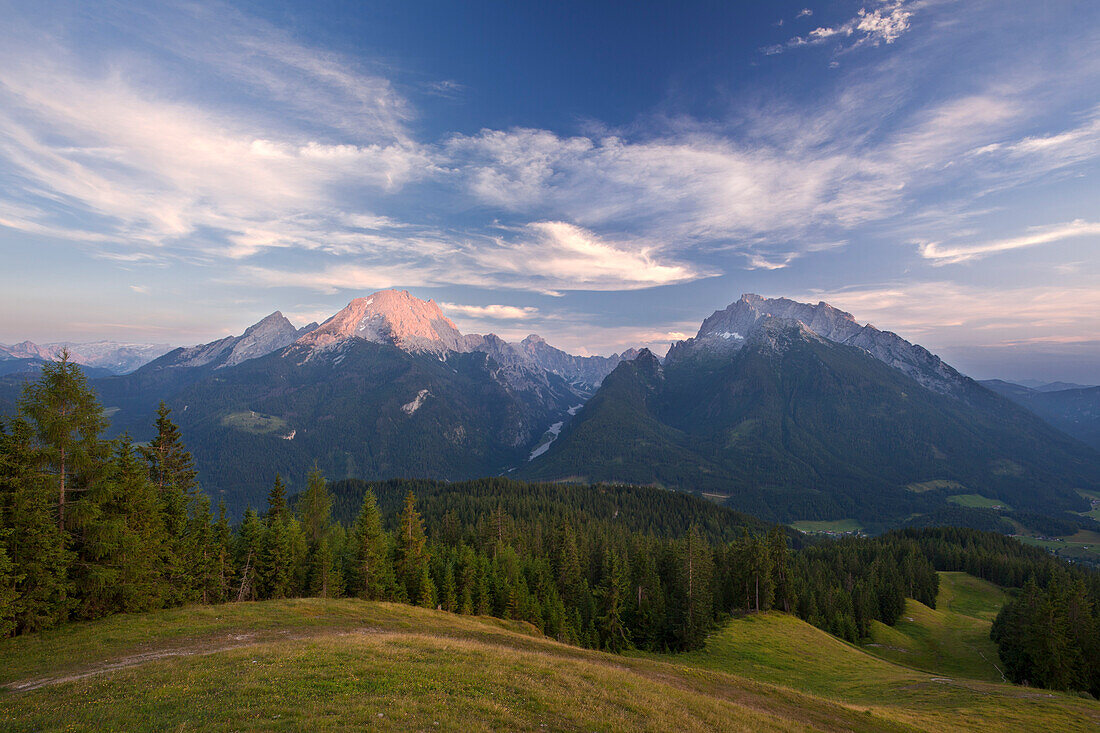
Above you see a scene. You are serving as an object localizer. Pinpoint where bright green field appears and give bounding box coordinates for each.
[220,410,289,435]
[1016,530,1100,563]
[905,480,967,494]
[947,494,1011,510]
[864,572,1006,682]
[3,590,1098,732]
[789,518,863,533]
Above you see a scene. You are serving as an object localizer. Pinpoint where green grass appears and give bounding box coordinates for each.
[864,572,1007,682]
[0,599,911,732]
[3,591,1098,732]
[221,410,289,435]
[789,518,863,534]
[947,494,1011,510]
[1077,490,1100,521]
[669,602,1099,732]
[1015,531,1100,563]
[906,480,967,493]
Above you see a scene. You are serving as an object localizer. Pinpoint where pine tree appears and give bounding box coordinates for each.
[416,563,436,609]
[395,491,429,603]
[266,474,288,525]
[0,529,20,637]
[767,527,792,613]
[18,352,109,533]
[299,468,332,545]
[234,509,264,601]
[0,418,71,632]
[348,490,393,600]
[72,438,163,619]
[675,525,714,648]
[556,524,583,608]
[258,517,292,599]
[595,546,630,651]
[139,403,197,605]
[309,536,344,599]
[208,501,233,604]
[440,561,457,613]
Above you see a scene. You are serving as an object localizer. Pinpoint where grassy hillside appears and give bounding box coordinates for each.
[0,599,899,732]
[2,593,1098,731]
[864,572,1007,682]
[671,605,1098,731]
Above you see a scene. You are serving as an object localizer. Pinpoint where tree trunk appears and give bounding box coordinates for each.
[58,446,66,531]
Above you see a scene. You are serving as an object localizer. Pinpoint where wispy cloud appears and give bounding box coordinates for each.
[439,302,538,320]
[0,2,430,262]
[920,219,1100,264]
[797,282,1100,346]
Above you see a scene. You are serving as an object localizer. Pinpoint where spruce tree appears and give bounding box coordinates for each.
[18,351,109,533]
[349,490,393,600]
[234,509,264,601]
[299,468,332,545]
[266,474,288,525]
[139,403,197,604]
[395,491,429,603]
[309,536,344,599]
[0,418,71,632]
[0,530,19,637]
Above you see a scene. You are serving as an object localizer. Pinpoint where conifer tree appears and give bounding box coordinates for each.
[416,563,436,609]
[348,490,393,600]
[0,530,19,637]
[234,509,264,601]
[185,492,215,604]
[595,546,630,651]
[767,527,792,613]
[299,468,332,545]
[73,438,163,619]
[258,516,292,599]
[675,525,714,648]
[556,524,583,608]
[209,501,233,604]
[395,491,429,602]
[139,403,197,604]
[309,536,344,598]
[18,351,109,532]
[266,474,288,525]
[0,418,71,632]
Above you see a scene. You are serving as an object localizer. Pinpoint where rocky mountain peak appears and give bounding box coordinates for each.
[296,289,466,354]
[670,293,968,397]
[222,311,300,367]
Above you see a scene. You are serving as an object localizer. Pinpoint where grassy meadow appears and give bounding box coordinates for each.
[1,576,1098,731]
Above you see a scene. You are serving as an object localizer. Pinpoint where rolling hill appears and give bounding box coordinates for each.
[1,593,1096,732]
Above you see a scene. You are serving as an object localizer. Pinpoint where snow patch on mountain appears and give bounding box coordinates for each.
[402,389,432,415]
[528,421,564,460]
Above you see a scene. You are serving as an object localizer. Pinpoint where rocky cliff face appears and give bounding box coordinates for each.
[668,294,969,397]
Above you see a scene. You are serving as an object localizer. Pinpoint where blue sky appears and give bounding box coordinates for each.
[0,0,1097,382]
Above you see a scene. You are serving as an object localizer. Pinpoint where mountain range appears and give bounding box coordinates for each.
[1,290,1096,530]
[67,290,635,510]
[519,295,1099,529]
[981,379,1100,451]
[0,340,173,375]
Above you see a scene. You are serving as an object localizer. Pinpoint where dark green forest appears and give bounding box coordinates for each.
[1,356,1097,697]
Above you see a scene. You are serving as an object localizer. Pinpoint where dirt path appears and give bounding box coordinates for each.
[4,626,384,692]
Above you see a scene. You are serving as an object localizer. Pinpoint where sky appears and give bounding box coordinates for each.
[0,0,1097,383]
